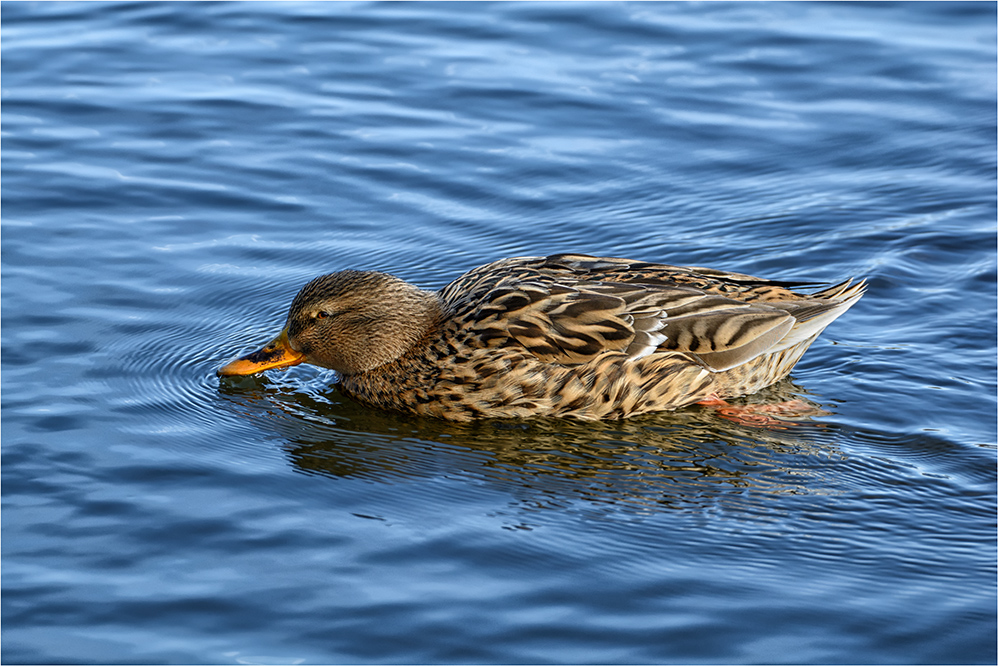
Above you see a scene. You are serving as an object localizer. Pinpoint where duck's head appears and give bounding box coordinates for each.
[217,270,442,378]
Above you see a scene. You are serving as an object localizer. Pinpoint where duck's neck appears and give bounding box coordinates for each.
[396,290,446,355]
[338,292,448,409]
[347,288,445,375]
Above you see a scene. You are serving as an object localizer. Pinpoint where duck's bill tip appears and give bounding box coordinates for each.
[216,355,302,377]
[216,330,306,377]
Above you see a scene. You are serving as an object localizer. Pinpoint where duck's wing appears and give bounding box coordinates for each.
[645,278,865,371]
[445,254,864,371]
[458,278,796,370]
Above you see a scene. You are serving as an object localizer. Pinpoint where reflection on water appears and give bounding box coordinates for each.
[220,375,845,516]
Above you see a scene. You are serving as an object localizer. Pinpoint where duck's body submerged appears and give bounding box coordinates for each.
[218,254,865,421]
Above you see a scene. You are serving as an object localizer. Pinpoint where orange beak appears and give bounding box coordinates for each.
[217,327,306,377]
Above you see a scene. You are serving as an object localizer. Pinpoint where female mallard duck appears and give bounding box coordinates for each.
[218,253,865,421]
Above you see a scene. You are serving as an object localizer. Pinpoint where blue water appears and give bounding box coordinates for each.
[3,2,996,663]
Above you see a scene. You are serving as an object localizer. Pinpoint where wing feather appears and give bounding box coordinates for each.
[446,255,864,372]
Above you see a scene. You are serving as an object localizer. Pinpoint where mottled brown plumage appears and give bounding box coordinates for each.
[218,253,866,421]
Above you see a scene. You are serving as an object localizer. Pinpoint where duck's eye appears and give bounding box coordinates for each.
[315,311,331,320]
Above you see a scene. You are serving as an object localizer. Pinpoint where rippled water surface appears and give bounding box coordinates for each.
[3,2,996,664]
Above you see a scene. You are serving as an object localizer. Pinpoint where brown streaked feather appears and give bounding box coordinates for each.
[452,262,833,372]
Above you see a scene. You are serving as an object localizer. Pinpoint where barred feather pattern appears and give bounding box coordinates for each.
[337,254,865,421]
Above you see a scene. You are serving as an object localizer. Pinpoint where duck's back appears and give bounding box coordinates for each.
[440,253,811,304]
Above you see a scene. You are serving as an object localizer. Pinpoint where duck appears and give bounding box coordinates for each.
[218,253,865,422]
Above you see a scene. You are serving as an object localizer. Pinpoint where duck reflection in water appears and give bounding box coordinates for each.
[219,374,842,517]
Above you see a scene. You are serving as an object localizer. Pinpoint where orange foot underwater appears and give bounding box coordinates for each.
[697,395,828,428]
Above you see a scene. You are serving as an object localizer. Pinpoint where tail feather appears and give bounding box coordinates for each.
[812,277,867,301]
[771,278,866,351]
